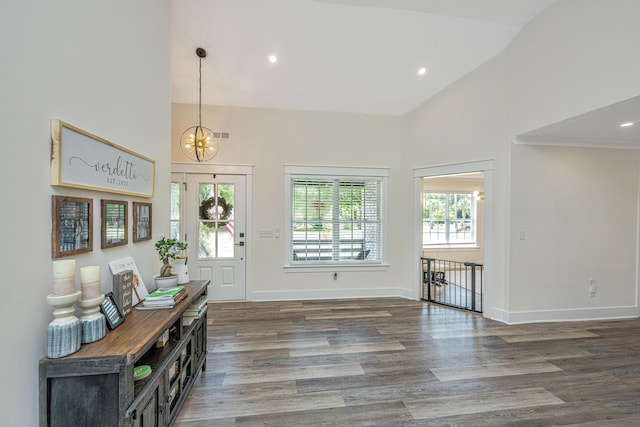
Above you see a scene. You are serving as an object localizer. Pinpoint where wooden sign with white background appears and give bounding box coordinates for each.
[50,119,155,198]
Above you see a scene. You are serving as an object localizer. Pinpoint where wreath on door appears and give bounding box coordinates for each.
[199,196,232,221]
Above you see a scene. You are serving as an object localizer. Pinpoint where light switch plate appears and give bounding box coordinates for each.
[259,229,273,238]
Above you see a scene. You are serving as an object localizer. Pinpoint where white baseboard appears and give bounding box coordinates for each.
[486,305,639,325]
[249,287,415,302]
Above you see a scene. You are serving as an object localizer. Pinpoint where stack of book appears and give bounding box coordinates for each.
[138,285,188,310]
[183,294,208,325]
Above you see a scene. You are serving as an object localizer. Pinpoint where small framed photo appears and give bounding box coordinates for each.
[133,202,152,242]
[52,195,93,259]
[100,292,125,330]
[101,200,128,249]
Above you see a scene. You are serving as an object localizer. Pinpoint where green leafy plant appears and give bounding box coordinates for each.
[154,237,188,277]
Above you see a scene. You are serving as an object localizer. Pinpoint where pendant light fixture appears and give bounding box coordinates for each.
[180,47,218,162]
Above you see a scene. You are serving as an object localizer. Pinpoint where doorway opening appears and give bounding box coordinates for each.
[413,160,493,313]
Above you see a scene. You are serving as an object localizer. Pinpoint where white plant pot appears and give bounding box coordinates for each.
[173,257,189,285]
[153,274,178,289]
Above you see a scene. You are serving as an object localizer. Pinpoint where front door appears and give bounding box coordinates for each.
[186,174,246,301]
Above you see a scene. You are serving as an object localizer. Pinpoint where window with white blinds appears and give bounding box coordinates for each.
[286,166,386,265]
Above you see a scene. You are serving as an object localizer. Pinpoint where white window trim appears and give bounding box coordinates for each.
[424,244,480,250]
[284,165,389,270]
[422,191,478,248]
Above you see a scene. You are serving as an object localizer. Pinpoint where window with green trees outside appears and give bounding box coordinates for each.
[423,193,476,246]
[290,177,382,263]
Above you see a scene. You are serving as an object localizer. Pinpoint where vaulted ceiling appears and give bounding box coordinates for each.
[171,1,640,147]
[171,0,557,116]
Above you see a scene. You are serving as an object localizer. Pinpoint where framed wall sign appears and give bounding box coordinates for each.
[52,195,93,258]
[133,202,152,242]
[50,120,155,198]
[112,270,133,316]
[108,257,149,306]
[101,200,128,249]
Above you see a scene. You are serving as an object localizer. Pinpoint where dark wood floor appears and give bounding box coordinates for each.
[175,298,640,426]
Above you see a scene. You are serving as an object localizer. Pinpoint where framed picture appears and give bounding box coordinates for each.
[101,200,128,249]
[133,202,152,242]
[50,120,155,198]
[100,292,125,330]
[52,195,93,259]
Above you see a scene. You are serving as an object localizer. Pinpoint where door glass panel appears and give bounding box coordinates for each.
[218,221,234,257]
[198,184,216,220]
[197,182,235,259]
[198,222,216,258]
[170,182,181,239]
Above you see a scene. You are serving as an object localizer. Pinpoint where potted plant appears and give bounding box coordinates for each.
[153,237,188,287]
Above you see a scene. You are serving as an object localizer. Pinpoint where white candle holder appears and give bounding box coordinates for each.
[46,290,82,358]
[77,294,107,344]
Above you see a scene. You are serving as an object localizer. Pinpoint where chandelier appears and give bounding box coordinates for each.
[180,47,218,162]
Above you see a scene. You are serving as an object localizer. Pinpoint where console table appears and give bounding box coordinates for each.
[39,280,209,427]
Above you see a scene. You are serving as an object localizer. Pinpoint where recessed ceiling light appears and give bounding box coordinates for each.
[620,122,635,127]
[417,67,427,76]
[268,55,278,63]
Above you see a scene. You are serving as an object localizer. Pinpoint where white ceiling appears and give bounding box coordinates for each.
[171,0,557,116]
[515,95,640,149]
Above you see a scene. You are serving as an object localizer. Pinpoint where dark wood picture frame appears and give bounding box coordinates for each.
[100,292,125,329]
[101,199,128,249]
[132,202,152,242]
[52,195,93,258]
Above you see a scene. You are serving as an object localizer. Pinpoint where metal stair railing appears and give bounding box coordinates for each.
[421,257,483,313]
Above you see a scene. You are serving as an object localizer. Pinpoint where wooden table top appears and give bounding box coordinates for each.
[48,280,209,363]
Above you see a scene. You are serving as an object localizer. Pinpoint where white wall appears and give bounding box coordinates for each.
[509,145,640,322]
[505,0,640,322]
[0,1,171,424]
[172,104,411,300]
[404,0,640,323]
[506,0,640,136]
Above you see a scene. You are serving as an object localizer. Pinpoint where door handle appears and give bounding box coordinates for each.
[234,241,245,246]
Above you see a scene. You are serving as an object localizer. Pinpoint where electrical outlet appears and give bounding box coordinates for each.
[589,278,597,297]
